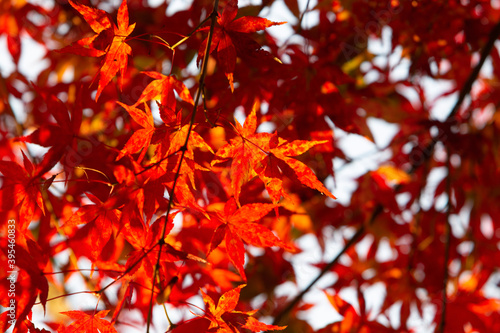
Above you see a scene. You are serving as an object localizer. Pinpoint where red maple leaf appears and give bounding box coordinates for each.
[199,284,286,332]
[212,102,335,205]
[0,151,45,231]
[0,3,22,63]
[0,238,49,332]
[19,91,82,179]
[132,71,194,118]
[62,192,121,260]
[116,72,211,184]
[323,291,400,333]
[115,102,155,162]
[64,0,135,100]
[207,198,292,280]
[197,0,284,91]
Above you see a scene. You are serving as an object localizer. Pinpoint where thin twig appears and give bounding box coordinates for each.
[272,223,367,325]
[170,14,212,50]
[447,21,500,119]
[297,0,311,32]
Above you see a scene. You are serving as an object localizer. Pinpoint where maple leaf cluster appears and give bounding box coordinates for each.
[1,0,500,332]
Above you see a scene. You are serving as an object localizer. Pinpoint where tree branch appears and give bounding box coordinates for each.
[447,21,500,119]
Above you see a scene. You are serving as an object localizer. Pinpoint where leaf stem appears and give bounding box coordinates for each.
[170,14,213,50]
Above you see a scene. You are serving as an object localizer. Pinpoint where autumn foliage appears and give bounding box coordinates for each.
[1,0,500,332]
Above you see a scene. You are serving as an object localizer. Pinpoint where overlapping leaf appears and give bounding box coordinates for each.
[132,71,194,121]
[4,0,500,332]
[116,102,154,162]
[197,0,285,91]
[19,92,82,178]
[0,151,45,231]
[212,103,335,205]
[60,310,116,333]
[62,192,121,260]
[207,198,292,280]
[64,0,135,100]
[199,284,286,332]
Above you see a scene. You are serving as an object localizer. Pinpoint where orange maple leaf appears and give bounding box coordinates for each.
[132,71,194,119]
[60,310,116,333]
[67,0,135,101]
[200,284,286,332]
[211,103,267,204]
[262,131,337,201]
[116,102,155,162]
[212,102,335,205]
